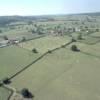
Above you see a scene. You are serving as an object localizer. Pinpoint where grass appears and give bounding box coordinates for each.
[0,87,11,100]
[0,45,40,79]
[70,42,100,57]
[0,15,100,100]
[19,35,71,53]
[10,43,100,100]
[77,36,100,45]
[90,32,100,37]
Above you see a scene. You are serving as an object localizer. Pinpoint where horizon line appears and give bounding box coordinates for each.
[0,11,100,17]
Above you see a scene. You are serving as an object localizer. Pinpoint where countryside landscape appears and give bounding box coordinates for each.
[0,12,100,100]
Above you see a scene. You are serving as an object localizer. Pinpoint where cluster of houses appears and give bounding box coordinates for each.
[0,39,19,47]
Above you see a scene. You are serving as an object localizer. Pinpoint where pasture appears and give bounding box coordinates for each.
[0,45,40,79]
[10,42,100,100]
[0,87,11,100]
[19,35,71,53]
[0,14,100,100]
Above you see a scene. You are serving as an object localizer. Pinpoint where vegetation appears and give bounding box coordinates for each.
[2,77,11,84]
[21,88,34,98]
[32,48,38,53]
[71,45,80,52]
[3,35,8,40]
[0,13,100,100]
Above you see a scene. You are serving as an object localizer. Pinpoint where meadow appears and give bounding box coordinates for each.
[0,14,100,100]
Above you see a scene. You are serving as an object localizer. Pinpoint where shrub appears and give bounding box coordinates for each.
[71,38,76,42]
[0,81,3,86]
[61,45,66,48]
[2,77,11,84]
[3,35,8,40]
[0,30,2,33]
[21,88,34,98]
[77,34,83,40]
[47,50,52,53]
[22,37,26,42]
[71,45,80,52]
[32,48,38,53]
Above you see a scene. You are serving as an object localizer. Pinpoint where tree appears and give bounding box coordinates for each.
[0,30,2,33]
[31,28,37,34]
[71,45,80,52]
[3,35,8,40]
[32,48,38,53]
[61,45,66,48]
[22,37,26,42]
[37,27,45,35]
[2,77,11,84]
[28,21,33,25]
[21,88,34,98]
[96,28,99,32]
[71,38,76,42]
[77,34,83,40]
[47,50,52,53]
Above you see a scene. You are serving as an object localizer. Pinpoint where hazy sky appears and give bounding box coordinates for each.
[0,0,100,16]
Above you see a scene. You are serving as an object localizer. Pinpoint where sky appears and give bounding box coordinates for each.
[0,0,100,16]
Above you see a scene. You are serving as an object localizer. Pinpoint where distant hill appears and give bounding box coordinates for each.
[0,16,55,26]
[75,12,100,16]
[0,12,100,26]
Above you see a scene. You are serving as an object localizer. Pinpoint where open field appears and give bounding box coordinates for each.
[0,13,100,100]
[10,43,100,100]
[0,87,11,100]
[19,35,71,53]
[0,45,40,79]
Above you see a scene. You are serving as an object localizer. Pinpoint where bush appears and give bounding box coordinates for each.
[32,48,38,53]
[71,38,76,42]
[2,77,11,84]
[21,88,34,98]
[47,50,52,53]
[0,81,3,86]
[77,34,83,40]
[22,37,26,42]
[0,30,2,33]
[71,45,80,52]
[3,35,8,40]
[61,45,66,48]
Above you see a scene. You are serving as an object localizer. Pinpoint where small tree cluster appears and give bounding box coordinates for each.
[0,30,2,33]
[61,45,66,48]
[71,38,76,42]
[2,77,11,84]
[71,45,80,52]
[21,88,34,98]
[32,48,38,53]
[77,34,83,40]
[3,35,8,40]
[22,37,26,42]
[47,50,52,53]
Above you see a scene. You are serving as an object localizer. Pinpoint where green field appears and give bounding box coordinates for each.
[19,35,71,53]
[0,14,100,100]
[0,45,40,79]
[0,34,100,100]
[0,87,11,100]
[10,43,100,100]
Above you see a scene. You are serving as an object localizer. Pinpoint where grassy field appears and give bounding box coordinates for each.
[0,45,40,79]
[10,43,100,100]
[0,14,100,100]
[19,35,71,53]
[0,35,71,100]
[0,87,11,100]
[0,33,100,100]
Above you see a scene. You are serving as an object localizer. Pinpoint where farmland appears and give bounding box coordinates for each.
[0,87,11,100]
[0,13,100,100]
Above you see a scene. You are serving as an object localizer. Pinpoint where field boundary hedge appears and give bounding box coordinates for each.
[8,40,73,80]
